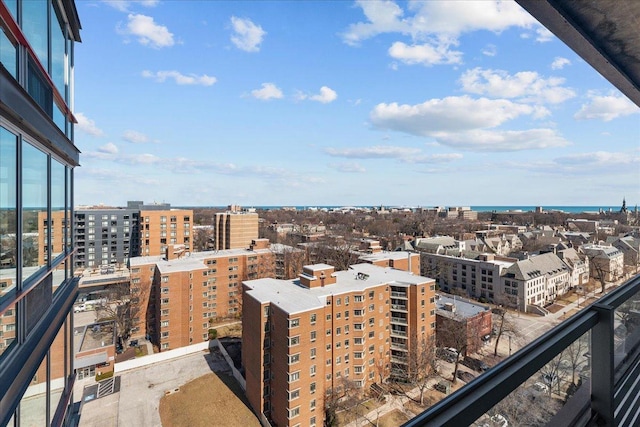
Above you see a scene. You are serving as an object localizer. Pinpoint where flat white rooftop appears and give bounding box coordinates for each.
[244,263,432,315]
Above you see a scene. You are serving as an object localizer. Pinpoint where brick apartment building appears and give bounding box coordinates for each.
[435,294,492,355]
[214,209,259,250]
[242,263,436,427]
[138,204,193,257]
[128,239,276,350]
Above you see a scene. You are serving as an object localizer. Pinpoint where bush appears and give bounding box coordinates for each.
[95,370,114,382]
[208,328,218,340]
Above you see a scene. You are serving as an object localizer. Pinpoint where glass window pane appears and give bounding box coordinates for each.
[20,356,48,427]
[0,25,17,79]
[22,142,48,282]
[51,4,66,97]
[0,127,17,301]
[4,0,17,19]
[51,160,65,261]
[0,303,17,359]
[21,0,48,68]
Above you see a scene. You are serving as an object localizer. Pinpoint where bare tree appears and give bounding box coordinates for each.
[564,335,589,385]
[539,353,569,397]
[95,282,145,348]
[192,227,215,252]
[323,377,361,427]
[436,318,472,384]
[492,297,521,357]
[403,334,440,406]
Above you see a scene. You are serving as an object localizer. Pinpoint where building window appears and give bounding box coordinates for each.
[289,354,300,364]
[310,313,316,324]
[289,336,300,346]
[288,371,300,383]
[310,348,316,359]
[310,331,316,341]
[310,382,316,394]
[310,365,316,376]
[288,406,300,419]
[289,318,300,328]
[289,389,300,400]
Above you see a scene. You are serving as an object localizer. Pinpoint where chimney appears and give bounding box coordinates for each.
[320,271,326,287]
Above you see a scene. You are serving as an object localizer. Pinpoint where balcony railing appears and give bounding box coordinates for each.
[391,291,408,299]
[391,316,408,325]
[402,273,640,427]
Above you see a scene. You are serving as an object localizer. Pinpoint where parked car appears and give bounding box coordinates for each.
[532,381,549,393]
[436,347,458,363]
[457,370,476,383]
[462,357,490,372]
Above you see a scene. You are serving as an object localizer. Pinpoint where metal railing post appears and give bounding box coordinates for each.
[592,303,615,425]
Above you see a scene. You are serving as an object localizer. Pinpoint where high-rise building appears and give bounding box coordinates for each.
[74,207,139,269]
[242,263,436,427]
[138,208,192,257]
[41,201,192,270]
[0,0,82,425]
[214,210,259,250]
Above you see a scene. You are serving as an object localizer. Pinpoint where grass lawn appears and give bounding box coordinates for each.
[159,372,259,427]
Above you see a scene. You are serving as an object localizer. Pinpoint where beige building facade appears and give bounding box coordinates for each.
[214,211,259,250]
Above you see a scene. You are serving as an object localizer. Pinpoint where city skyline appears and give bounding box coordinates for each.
[74,0,639,207]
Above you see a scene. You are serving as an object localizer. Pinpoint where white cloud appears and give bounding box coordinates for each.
[103,0,159,12]
[343,1,535,45]
[514,151,640,174]
[141,70,216,86]
[388,41,462,66]
[328,162,367,173]
[551,57,571,70]
[370,96,571,151]
[459,68,575,104]
[325,145,421,159]
[251,83,284,100]
[230,16,266,52]
[122,130,150,143]
[75,113,104,137]
[535,26,554,42]
[574,93,639,121]
[408,153,464,164]
[98,142,119,154]
[482,44,497,57]
[310,86,338,103]
[371,96,540,134]
[297,86,338,104]
[324,145,464,165]
[120,14,174,48]
[433,128,570,151]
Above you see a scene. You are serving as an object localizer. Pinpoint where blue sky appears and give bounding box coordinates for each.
[73,0,640,208]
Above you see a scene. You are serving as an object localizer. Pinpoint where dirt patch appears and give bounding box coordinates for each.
[377,409,410,427]
[159,372,259,427]
[545,303,564,313]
